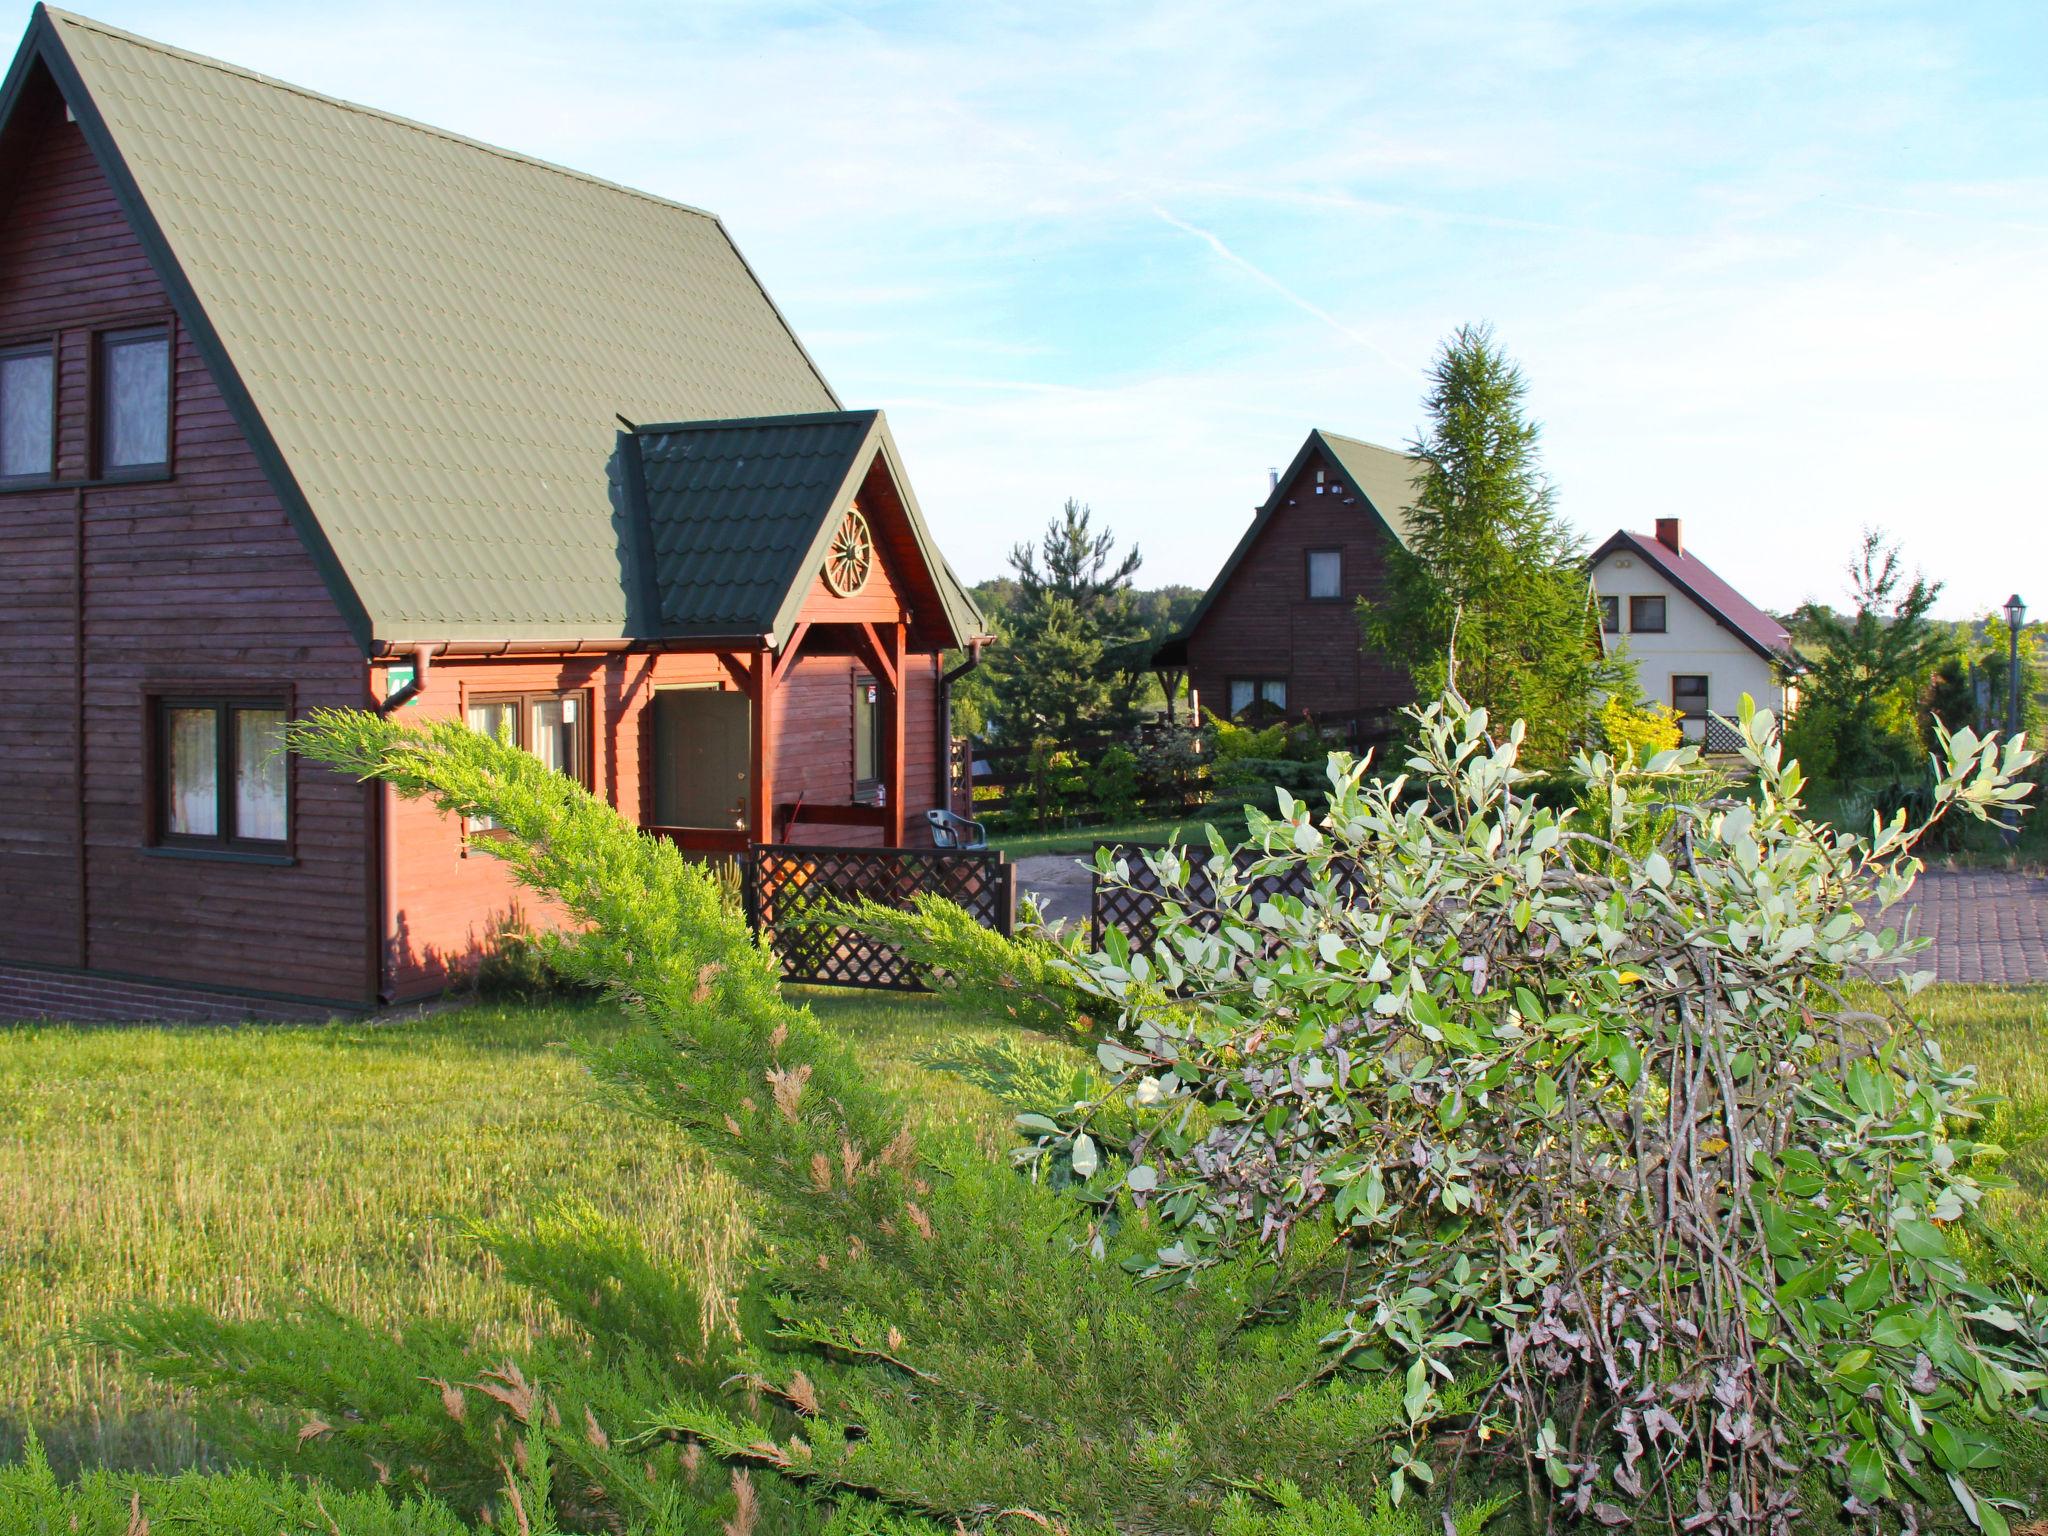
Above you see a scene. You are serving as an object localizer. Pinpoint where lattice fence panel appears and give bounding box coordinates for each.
[747,844,1014,990]
[1092,842,1369,957]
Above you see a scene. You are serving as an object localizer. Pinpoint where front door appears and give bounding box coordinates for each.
[652,688,751,830]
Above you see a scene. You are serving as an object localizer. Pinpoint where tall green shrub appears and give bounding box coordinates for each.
[1048,699,2044,1535]
[82,710,1504,1536]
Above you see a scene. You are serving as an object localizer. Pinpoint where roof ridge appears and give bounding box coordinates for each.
[634,408,881,437]
[1316,426,1423,461]
[41,5,723,225]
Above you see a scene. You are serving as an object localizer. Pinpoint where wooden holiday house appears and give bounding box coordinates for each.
[0,7,987,1020]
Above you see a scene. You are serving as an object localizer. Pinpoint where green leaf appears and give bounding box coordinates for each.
[1847,1440,1890,1505]
[1894,1217,1950,1261]
[1607,1040,1642,1089]
[1843,1260,1891,1314]
[1069,1134,1100,1178]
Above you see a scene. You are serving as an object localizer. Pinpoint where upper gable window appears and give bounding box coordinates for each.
[0,344,55,482]
[1629,595,1667,634]
[100,327,171,473]
[1306,549,1343,600]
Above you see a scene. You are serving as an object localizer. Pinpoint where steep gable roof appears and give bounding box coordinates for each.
[1172,427,1425,646]
[7,6,842,648]
[1590,529,1792,662]
[621,410,984,651]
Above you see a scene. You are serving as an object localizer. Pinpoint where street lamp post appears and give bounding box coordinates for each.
[2005,594,2027,739]
[2002,593,2026,848]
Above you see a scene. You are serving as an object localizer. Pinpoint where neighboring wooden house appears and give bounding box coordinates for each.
[1155,428,1423,734]
[1589,519,1794,749]
[0,7,986,1021]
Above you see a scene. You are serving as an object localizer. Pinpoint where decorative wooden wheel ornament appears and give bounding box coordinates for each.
[822,508,874,596]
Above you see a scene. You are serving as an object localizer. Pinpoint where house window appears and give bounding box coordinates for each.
[100,326,171,473]
[1629,595,1667,634]
[154,697,290,851]
[466,690,590,829]
[0,343,55,482]
[854,675,883,799]
[1599,595,1620,634]
[1672,674,1709,718]
[1227,678,1288,718]
[1306,549,1343,600]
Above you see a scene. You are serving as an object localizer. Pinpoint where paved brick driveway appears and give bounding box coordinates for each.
[1875,868,2048,985]
[1019,858,2048,986]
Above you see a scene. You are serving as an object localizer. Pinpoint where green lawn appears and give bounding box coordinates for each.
[0,989,1005,1478]
[2,982,2043,1490]
[991,807,1250,859]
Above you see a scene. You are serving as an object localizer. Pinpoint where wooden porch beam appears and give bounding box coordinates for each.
[716,651,756,693]
[853,621,899,692]
[748,646,777,846]
[884,620,907,846]
[770,620,813,684]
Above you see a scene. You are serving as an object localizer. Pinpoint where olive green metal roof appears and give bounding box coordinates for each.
[1170,427,1425,647]
[622,410,985,650]
[1314,430,1423,549]
[18,6,846,647]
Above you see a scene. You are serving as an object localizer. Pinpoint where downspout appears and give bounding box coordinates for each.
[372,646,432,1006]
[939,638,986,816]
[376,644,433,715]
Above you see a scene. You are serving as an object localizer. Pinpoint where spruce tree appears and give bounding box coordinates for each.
[1785,529,1948,780]
[988,500,1147,739]
[1363,324,1609,765]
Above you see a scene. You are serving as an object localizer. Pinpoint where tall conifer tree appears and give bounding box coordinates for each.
[1364,324,1611,764]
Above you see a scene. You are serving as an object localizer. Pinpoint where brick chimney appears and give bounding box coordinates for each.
[1654,517,1683,555]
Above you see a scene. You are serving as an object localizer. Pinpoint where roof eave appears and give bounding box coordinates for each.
[1591,532,1790,666]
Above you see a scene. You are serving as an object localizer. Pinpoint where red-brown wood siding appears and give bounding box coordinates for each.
[1183,447,1412,722]
[381,647,947,1002]
[0,73,374,1010]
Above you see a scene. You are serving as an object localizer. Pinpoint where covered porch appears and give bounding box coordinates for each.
[616,409,987,856]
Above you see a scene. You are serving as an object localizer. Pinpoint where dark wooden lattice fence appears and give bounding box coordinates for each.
[746,843,1016,990]
[1091,842,1369,954]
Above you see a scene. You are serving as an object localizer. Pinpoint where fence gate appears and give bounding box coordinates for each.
[746,843,1016,990]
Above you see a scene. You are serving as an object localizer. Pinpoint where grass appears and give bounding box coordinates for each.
[0,988,1004,1479]
[2,981,2043,1497]
[991,806,1250,859]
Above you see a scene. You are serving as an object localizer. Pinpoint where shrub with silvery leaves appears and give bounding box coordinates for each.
[1054,695,2043,1536]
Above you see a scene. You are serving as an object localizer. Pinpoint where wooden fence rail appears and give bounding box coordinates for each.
[746,843,1016,991]
[960,726,1208,829]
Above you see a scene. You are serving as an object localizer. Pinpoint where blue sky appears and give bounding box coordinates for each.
[62,0,2048,617]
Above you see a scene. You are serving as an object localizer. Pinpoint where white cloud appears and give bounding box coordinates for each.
[86,0,2048,616]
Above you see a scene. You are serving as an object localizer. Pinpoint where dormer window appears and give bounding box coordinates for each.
[0,343,54,482]
[100,326,171,473]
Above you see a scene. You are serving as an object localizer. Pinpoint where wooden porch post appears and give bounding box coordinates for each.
[884,620,907,845]
[750,647,777,845]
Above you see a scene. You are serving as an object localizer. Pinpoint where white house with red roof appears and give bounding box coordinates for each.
[1590,519,1795,750]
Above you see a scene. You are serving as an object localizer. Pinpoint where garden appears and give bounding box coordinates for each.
[5,691,2045,1536]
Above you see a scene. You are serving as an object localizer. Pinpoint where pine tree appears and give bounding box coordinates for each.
[1786,529,1947,780]
[988,501,1148,739]
[1363,324,1610,765]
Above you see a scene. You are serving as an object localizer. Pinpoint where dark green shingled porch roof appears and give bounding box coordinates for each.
[621,410,985,650]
